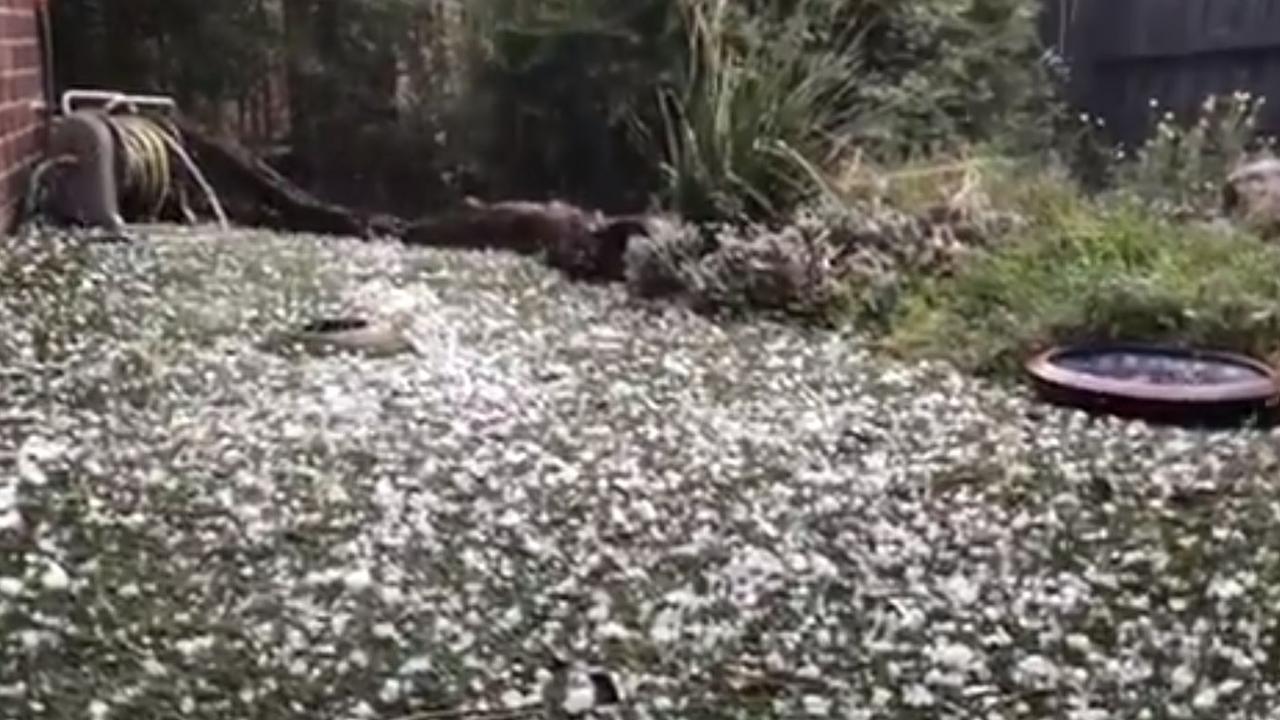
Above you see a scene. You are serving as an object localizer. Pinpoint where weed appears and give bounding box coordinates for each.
[1114,92,1272,219]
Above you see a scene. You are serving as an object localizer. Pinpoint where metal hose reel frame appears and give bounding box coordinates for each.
[31,90,228,233]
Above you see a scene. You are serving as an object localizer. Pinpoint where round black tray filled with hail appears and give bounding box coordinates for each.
[1025,343,1280,427]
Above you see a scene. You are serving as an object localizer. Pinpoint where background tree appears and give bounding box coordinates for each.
[49,0,1055,219]
[51,0,280,123]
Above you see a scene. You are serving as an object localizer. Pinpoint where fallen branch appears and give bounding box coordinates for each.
[174,119,402,239]
[405,198,659,282]
[172,120,665,282]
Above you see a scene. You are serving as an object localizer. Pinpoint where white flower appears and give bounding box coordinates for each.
[88,700,110,720]
[39,562,70,592]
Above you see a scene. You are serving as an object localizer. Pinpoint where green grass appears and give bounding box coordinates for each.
[888,189,1280,377]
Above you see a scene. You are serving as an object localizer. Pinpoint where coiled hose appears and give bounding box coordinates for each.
[100,113,228,230]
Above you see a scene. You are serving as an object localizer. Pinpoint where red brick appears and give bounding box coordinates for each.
[0,162,21,201]
[0,72,24,102]
[0,99,23,130]
[8,123,34,152]
[1,43,38,74]
[4,69,40,100]
[0,15,33,40]
[0,0,43,232]
[2,77,19,103]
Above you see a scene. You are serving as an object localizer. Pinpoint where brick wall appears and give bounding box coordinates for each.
[0,0,43,231]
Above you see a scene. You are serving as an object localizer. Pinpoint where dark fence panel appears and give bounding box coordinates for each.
[1044,0,1280,144]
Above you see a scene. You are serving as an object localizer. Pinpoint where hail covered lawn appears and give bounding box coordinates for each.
[2,227,1280,720]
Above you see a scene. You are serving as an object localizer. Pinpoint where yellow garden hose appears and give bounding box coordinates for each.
[100,113,228,230]
[104,114,171,218]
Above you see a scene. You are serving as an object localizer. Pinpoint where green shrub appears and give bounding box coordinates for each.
[848,0,1058,158]
[622,170,1027,324]
[450,0,1060,218]
[623,218,849,320]
[652,0,1056,220]
[889,191,1280,376]
[453,0,682,210]
[52,0,278,107]
[54,0,1063,221]
[455,0,867,220]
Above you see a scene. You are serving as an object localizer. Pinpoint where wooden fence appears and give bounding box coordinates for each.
[1043,0,1280,144]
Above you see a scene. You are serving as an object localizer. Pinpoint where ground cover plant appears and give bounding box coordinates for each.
[21,1,1280,719]
[886,183,1280,376]
[5,228,1280,720]
[619,89,1280,383]
[873,94,1280,378]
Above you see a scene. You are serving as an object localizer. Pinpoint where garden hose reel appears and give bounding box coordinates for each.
[34,90,226,232]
